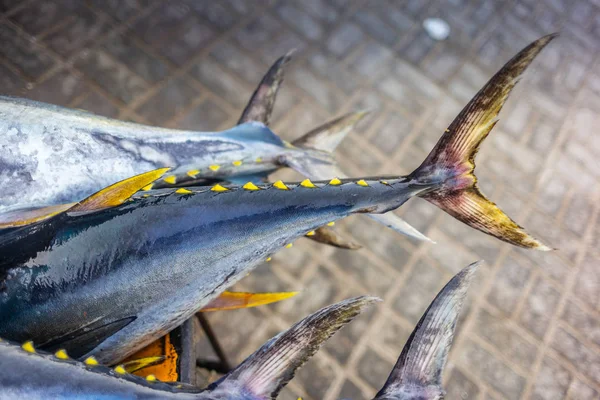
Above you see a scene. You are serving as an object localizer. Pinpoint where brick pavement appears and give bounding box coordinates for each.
[1,0,599,399]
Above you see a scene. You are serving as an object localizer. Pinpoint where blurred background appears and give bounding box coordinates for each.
[1,0,599,399]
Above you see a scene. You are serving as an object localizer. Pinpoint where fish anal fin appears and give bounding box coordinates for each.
[70,168,170,213]
[306,226,362,250]
[200,291,299,312]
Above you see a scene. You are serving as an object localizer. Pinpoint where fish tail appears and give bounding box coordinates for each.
[375,262,480,399]
[409,34,557,250]
[207,296,379,399]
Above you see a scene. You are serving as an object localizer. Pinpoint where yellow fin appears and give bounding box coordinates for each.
[300,179,316,188]
[329,177,342,186]
[306,230,316,236]
[200,291,299,312]
[211,184,229,192]
[356,179,369,187]
[209,165,220,171]
[122,356,166,373]
[124,335,177,381]
[285,243,293,248]
[273,180,289,190]
[146,374,157,382]
[71,168,170,213]
[187,169,200,178]
[142,184,154,191]
[175,188,193,194]
[114,365,127,374]
[21,341,35,353]
[0,203,75,229]
[327,221,335,226]
[84,356,99,366]
[54,349,69,360]
[243,182,260,191]
[266,257,272,262]
[163,175,177,185]
[232,160,243,166]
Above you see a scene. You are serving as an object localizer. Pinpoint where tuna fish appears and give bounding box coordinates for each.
[0,296,377,400]
[0,35,554,366]
[0,52,427,243]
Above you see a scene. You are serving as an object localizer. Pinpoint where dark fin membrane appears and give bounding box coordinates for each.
[200,291,299,312]
[238,51,294,126]
[411,34,557,250]
[208,296,379,399]
[40,316,136,359]
[375,262,480,400]
[292,110,370,153]
[306,226,362,250]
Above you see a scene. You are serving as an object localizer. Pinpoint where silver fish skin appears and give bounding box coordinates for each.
[0,95,330,213]
[0,297,376,400]
[372,262,480,400]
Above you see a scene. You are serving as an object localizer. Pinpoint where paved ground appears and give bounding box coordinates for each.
[2,0,599,399]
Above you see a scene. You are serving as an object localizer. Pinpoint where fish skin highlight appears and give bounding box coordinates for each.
[0,297,376,400]
[0,35,552,366]
[373,262,479,400]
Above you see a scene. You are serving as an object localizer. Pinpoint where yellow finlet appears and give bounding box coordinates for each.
[255,157,262,163]
[306,230,315,236]
[300,179,316,188]
[142,184,153,191]
[54,349,69,360]
[84,356,99,366]
[175,188,193,195]
[164,175,177,185]
[285,243,293,248]
[146,374,157,382]
[21,341,35,353]
[273,180,289,190]
[356,179,369,187]
[211,184,229,192]
[327,221,335,227]
[266,257,272,262]
[329,177,342,186]
[232,160,243,166]
[200,291,298,312]
[114,365,127,375]
[186,169,200,178]
[243,182,260,191]
[71,168,170,213]
[380,180,390,185]
[209,165,220,171]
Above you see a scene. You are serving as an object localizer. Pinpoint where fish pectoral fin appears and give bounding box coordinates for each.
[0,203,76,229]
[41,316,137,359]
[69,168,170,213]
[305,226,362,250]
[200,291,299,312]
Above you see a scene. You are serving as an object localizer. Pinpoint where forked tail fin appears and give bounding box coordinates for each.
[374,262,480,400]
[410,34,557,250]
[207,296,379,399]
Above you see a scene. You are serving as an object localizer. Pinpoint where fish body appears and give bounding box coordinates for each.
[0,297,375,400]
[0,96,330,213]
[0,34,555,366]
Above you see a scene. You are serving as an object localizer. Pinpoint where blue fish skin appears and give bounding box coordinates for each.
[0,96,328,213]
[0,177,421,365]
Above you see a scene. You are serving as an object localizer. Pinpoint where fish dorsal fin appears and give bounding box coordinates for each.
[70,168,170,213]
[292,111,369,153]
[200,291,298,312]
[238,51,294,126]
[208,296,379,399]
[374,262,480,399]
[221,122,287,148]
[0,203,75,229]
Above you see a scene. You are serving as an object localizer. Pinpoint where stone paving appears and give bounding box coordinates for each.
[1,0,599,399]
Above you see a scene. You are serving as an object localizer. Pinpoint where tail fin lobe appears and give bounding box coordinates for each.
[410,34,557,250]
